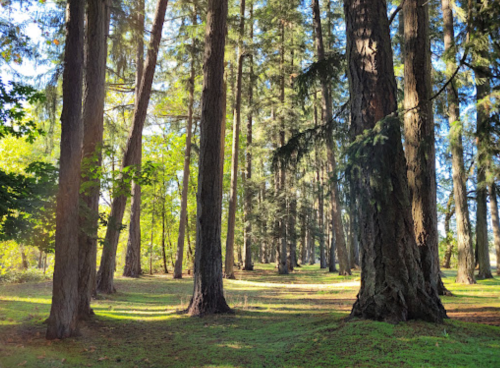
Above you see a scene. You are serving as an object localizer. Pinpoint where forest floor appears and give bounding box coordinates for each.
[0,264,499,368]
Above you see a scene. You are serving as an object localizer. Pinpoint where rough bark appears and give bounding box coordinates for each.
[187,0,231,316]
[345,0,446,323]
[489,184,500,275]
[442,191,455,268]
[174,10,197,279]
[123,0,145,279]
[78,0,110,320]
[96,0,169,294]
[403,0,447,297]
[243,0,254,271]
[47,0,85,340]
[441,0,475,284]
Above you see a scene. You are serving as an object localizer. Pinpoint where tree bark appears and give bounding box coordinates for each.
[96,0,170,294]
[187,0,231,316]
[243,0,254,271]
[489,184,500,275]
[174,10,197,279]
[47,0,85,340]
[123,0,145,279]
[441,0,475,284]
[403,0,447,297]
[442,191,455,269]
[78,0,110,320]
[345,0,446,323]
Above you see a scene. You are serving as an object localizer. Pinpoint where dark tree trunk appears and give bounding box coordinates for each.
[243,0,254,271]
[403,0,447,297]
[96,0,169,294]
[123,0,145,279]
[489,184,500,275]
[441,0,475,284]
[78,0,110,320]
[47,0,85,340]
[345,0,446,323]
[187,0,231,316]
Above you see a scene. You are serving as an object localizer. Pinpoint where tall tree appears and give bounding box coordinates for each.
[123,0,145,278]
[225,0,246,279]
[489,184,500,275]
[174,8,198,279]
[46,0,85,340]
[441,0,475,284]
[187,0,231,316]
[403,0,447,297]
[312,0,350,275]
[96,0,170,294]
[78,0,110,319]
[344,0,446,323]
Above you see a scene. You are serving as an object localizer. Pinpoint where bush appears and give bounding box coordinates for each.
[0,268,51,284]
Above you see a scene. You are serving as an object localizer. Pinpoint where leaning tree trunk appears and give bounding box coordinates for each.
[96,0,170,294]
[345,0,446,323]
[174,10,197,279]
[489,184,500,275]
[225,0,246,279]
[441,0,475,284]
[187,0,231,316]
[123,0,145,279]
[78,0,110,320]
[47,0,85,340]
[403,0,447,297]
[312,0,350,274]
[243,0,254,271]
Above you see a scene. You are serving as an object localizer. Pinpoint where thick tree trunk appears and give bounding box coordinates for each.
[441,0,475,284]
[174,11,197,279]
[123,0,145,279]
[225,0,246,278]
[312,0,350,274]
[96,0,170,294]
[47,0,84,340]
[345,0,446,323]
[78,0,110,320]
[187,0,231,316]
[403,0,447,297]
[243,0,254,271]
[489,184,500,275]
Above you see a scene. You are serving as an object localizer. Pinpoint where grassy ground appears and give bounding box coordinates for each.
[1,264,499,368]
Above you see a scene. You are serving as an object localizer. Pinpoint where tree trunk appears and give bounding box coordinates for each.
[187,0,231,316]
[441,0,475,284]
[403,0,447,297]
[47,0,85,340]
[225,0,246,278]
[78,0,110,320]
[96,0,170,294]
[489,184,500,275]
[345,0,446,323]
[174,10,197,279]
[260,181,269,263]
[243,0,254,271]
[123,0,145,279]
[442,191,455,269]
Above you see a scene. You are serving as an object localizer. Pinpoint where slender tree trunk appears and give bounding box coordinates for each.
[78,0,110,320]
[312,0,350,274]
[403,0,447,297]
[162,192,168,273]
[123,0,145,279]
[441,0,475,284]
[174,11,197,279]
[149,195,155,275]
[187,0,231,316]
[47,0,85,340]
[317,164,326,268]
[345,0,446,323]
[243,0,254,271]
[260,181,269,263]
[442,191,455,268]
[489,184,500,275]
[225,0,246,278]
[96,0,170,294]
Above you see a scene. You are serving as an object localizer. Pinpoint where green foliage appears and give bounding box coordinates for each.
[0,268,51,284]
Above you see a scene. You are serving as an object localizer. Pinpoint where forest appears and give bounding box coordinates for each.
[0,0,500,366]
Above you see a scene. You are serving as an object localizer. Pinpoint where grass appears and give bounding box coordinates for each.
[0,264,499,368]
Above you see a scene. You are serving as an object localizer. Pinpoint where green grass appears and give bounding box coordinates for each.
[1,264,499,367]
